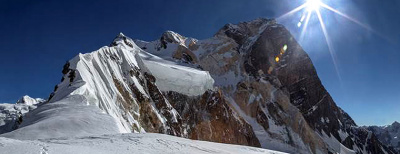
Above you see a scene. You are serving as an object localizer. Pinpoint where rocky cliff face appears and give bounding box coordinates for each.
[1,18,394,154]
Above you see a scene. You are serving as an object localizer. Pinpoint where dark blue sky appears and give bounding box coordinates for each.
[0,0,399,126]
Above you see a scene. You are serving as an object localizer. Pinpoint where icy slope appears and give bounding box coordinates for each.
[0,133,285,154]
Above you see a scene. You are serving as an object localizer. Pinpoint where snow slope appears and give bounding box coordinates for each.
[0,133,286,154]
[1,95,120,140]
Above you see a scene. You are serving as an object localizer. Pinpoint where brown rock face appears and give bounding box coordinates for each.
[165,90,261,147]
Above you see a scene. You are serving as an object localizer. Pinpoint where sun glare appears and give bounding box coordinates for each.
[275,0,377,83]
[306,0,321,12]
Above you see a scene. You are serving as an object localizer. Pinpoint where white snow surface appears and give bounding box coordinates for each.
[1,95,120,140]
[0,133,286,154]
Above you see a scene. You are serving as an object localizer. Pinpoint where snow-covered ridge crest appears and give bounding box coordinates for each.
[9,32,214,138]
[110,32,214,96]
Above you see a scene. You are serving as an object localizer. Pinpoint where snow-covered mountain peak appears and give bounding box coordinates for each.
[161,30,186,44]
[4,32,214,140]
[16,95,45,106]
[159,30,199,50]
[118,32,125,37]
[215,18,277,39]
[110,32,138,49]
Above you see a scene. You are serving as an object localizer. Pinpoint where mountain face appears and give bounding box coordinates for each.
[0,18,395,154]
[134,18,395,154]
[365,122,400,153]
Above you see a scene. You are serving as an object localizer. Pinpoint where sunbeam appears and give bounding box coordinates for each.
[319,3,392,42]
[320,3,372,32]
[277,3,307,20]
[316,10,342,82]
[299,11,312,42]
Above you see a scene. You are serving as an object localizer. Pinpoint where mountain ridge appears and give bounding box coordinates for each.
[364,121,400,153]
[0,18,396,154]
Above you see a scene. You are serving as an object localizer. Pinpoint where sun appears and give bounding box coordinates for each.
[306,0,321,12]
[277,0,374,83]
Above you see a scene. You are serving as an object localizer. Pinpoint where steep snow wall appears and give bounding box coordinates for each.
[2,33,215,140]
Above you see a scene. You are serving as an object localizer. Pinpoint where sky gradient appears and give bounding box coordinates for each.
[0,0,399,126]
